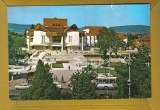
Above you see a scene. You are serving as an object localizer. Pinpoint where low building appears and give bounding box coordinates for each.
[26,18,128,51]
[83,26,105,50]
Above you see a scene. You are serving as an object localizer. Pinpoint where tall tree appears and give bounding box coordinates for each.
[97,27,125,59]
[8,31,27,64]
[30,24,35,29]
[126,33,138,49]
[114,52,151,98]
[71,68,97,99]
[19,60,61,100]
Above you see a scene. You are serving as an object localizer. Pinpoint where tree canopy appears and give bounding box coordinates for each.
[8,31,27,64]
[19,60,61,100]
[97,27,125,59]
[114,51,151,98]
[71,66,97,99]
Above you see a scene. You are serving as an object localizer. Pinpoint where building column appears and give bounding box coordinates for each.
[50,36,53,50]
[61,36,64,51]
[49,37,51,50]
[81,36,84,51]
[28,36,31,50]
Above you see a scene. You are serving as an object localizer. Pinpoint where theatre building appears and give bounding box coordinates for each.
[26,18,86,51]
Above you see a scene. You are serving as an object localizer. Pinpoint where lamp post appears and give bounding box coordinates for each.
[96,60,99,73]
[87,59,90,72]
[108,47,112,77]
[103,59,107,74]
[125,53,132,98]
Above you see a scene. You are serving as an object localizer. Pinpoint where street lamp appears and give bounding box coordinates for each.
[108,47,112,77]
[96,60,99,73]
[87,59,91,72]
[103,59,108,74]
[125,53,132,98]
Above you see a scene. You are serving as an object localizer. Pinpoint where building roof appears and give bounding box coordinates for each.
[117,33,126,39]
[34,23,49,32]
[137,35,150,41]
[64,24,79,32]
[84,26,105,36]
[46,27,67,33]
[64,24,85,36]
[27,23,68,36]
[27,23,85,37]
[44,18,68,27]
[133,35,150,48]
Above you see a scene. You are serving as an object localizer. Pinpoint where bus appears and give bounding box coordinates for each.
[96,74,117,90]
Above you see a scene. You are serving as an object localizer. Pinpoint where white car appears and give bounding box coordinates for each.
[15,83,31,90]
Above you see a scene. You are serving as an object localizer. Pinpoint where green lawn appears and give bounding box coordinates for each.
[52,63,63,68]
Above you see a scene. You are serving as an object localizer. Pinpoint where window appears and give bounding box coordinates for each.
[44,36,45,43]
[69,36,72,42]
[42,36,45,43]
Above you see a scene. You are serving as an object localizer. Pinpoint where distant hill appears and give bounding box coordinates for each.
[8,23,150,35]
[8,23,32,35]
[110,25,150,34]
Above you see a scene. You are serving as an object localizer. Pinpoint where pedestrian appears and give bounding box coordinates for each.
[68,65,70,70]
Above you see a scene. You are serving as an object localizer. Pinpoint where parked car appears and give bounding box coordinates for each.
[15,83,31,90]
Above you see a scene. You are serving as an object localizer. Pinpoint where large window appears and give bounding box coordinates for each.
[69,36,72,42]
[42,35,45,43]
[52,36,61,42]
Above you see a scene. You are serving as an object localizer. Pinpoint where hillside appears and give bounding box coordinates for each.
[8,23,32,35]
[8,23,150,35]
[110,25,150,34]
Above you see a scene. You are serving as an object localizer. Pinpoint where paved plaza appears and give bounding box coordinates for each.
[9,50,120,96]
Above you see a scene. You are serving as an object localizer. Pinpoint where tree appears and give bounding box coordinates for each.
[30,24,35,29]
[129,52,151,98]
[114,63,129,98]
[126,33,138,49]
[97,27,125,59]
[71,68,97,99]
[114,52,151,98]
[8,31,27,64]
[19,60,61,100]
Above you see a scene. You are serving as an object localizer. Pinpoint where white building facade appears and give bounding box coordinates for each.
[83,26,104,50]
[26,18,127,51]
[26,18,86,51]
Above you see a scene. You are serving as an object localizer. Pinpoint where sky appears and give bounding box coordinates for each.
[8,4,150,27]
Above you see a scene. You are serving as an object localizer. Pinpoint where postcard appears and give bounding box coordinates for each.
[8,4,151,100]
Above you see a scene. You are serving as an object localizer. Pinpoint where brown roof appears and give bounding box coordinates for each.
[44,18,68,27]
[64,24,79,32]
[117,33,126,39]
[46,27,67,36]
[27,24,49,36]
[27,29,34,36]
[46,27,67,33]
[27,24,68,37]
[138,35,150,41]
[84,26,105,36]
[64,24,85,36]
[133,35,150,48]
[34,24,49,32]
